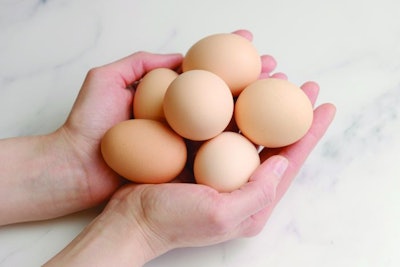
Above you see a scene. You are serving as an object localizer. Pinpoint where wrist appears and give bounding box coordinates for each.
[45,189,170,267]
[106,186,173,263]
[0,133,86,225]
[39,130,90,216]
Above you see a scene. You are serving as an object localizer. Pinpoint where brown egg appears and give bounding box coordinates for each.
[133,68,179,121]
[235,78,313,148]
[163,70,234,141]
[101,119,187,183]
[182,33,261,96]
[193,132,260,192]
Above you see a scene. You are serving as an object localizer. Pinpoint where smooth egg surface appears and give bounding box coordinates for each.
[133,68,179,121]
[193,132,260,192]
[182,33,261,96]
[163,70,234,141]
[235,78,313,148]
[101,119,187,183]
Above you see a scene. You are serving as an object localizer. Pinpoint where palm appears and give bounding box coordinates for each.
[57,32,275,209]
[58,52,183,208]
[119,178,261,250]
[124,81,335,249]
[61,73,132,205]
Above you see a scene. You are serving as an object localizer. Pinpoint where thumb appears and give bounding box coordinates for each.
[249,155,288,185]
[100,52,183,87]
[248,155,288,205]
[228,155,289,220]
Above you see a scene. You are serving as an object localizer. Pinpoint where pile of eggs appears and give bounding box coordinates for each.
[101,33,314,192]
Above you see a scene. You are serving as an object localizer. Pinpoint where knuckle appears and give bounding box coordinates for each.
[133,50,148,57]
[243,223,264,237]
[240,217,267,238]
[86,66,106,80]
[206,201,233,235]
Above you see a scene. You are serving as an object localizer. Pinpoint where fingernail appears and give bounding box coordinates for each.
[271,156,288,181]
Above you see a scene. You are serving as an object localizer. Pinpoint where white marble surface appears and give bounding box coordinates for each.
[1,0,399,266]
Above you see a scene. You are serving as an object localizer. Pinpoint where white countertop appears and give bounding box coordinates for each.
[1,0,400,266]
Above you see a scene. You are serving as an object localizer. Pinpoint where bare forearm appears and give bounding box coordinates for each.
[0,132,86,225]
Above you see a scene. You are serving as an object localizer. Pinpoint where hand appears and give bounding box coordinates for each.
[113,82,335,251]
[0,29,278,225]
[45,31,336,266]
[0,52,183,225]
[55,52,184,211]
[46,86,335,267]
[41,29,278,217]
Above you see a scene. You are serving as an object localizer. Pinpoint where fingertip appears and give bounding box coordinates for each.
[301,81,320,94]
[270,72,288,80]
[318,103,337,122]
[280,102,337,169]
[300,81,320,106]
[167,52,185,60]
[101,52,184,86]
[260,55,277,74]
[266,155,289,180]
[149,52,184,66]
[232,29,253,41]
[330,103,337,115]
[250,155,288,183]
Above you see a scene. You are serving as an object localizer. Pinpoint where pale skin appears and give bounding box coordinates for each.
[0,30,336,266]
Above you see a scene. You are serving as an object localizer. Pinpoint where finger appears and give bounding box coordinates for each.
[232,29,253,41]
[259,80,321,162]
[260,103,335,163]
[279,103,336,182]
[232,31,278,80]
[241,103,336,235]
[98,52,183,88]
[224,155,289,221]
[270,72,288,80]
[300,81,319,106]
[264,103,335,215]
[260,55,277,75]
[259,72,270,79]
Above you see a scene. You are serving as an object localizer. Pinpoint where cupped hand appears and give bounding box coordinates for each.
[48,30,280,215]
[45,30,335,266]
[53,52,183,211]
[46,78,335,267]
[109,81,335,254]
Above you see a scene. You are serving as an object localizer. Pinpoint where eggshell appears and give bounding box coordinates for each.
[182,33,261,96]
[133,68,179,121]
[193,132,260,192]
[101,119,187,183]
[163,70,234,141]
[235,78,313,148]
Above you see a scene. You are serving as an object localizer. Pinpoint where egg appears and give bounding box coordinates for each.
[100,32,317,189]
[133,68,179,121]
[193,132,260,192]
[101,119,187,183]
[235,78,314,148]
[182,33,261,96]
[163,70,234,141]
